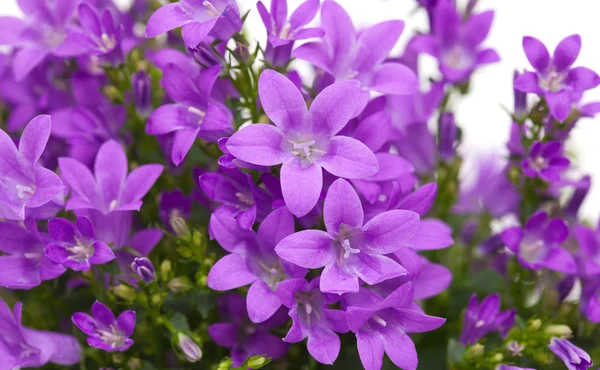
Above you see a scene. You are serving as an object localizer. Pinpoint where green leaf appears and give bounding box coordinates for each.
[169,312,190,332]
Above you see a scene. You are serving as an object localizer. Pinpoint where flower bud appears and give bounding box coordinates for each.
[529,319,542,330]
[168,277,192,293]
[546,324,573,338]
[247,355,270,369]
[130,257,156,284]
[188,41,223,67]
[466,343,485,357]
[131,70,152,119]
[438,112,457,162]
[160,260,172,277]
[234,44,252,64]
[113,284,136,300]
[177,333,202,362]
[170,216,190,239]
[513,71,528,120]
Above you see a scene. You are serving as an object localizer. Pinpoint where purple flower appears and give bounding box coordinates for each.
[438,112,458,161]
[549,337,593,370]
[564,175,591,220]
[72,300,136,352]
[515,35,600,121]
[0,115,64,220]
[294,0,418,98]
[159,189,192,231]
[0,219,65,289]
[146,65,233,165]
[522,141,570,182]
[573,224,600,276]
[0,0,88,80]
[74,3,123,64]
[145,0,242,47]
[344,283,445,370]
[501,211,576,274]
[58,140,163,214]
[275,179,419,294]
[130,257,156,283]
[276,277,348,365]
[0,298,82,369]
[199,167,272,230]
[460,293,516,345]
[208,207,307,323]
[45,216,115,271]
[257,0,324,67]
[226,70,379,217]
[132,70,152,119]
[411,1,499,83]
[208,294,288,367]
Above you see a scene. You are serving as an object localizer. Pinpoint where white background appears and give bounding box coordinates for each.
[2,0,600,222]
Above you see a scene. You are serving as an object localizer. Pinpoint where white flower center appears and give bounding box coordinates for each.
[539,70,566,93]
[16,184,35,199]
[202,1,220,17]
[99,33,116,52]
[442,45,473,70]
[188,106,206,125]
[519,239,547,263]
[371,313,387,327]
[98,324,125,348]
[341,239,360,259]
[67,238,95,261]
[235,192,254,207]
[279,23,291,39]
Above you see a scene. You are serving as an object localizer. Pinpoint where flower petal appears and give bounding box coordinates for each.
[356,329,385,370]
[310,80,362,136]
[324,178,364,234]
[319,136,379,179]
[522,36,550,71]
[247,280,281,323]
[121,164,163,207]
[19,115,51,165]
[116,310,136,337]
[145,2,192,38]
[553,34,581,72]
[307,326,340,365]
[363,210,420,254]
[207,253,257,290]
[91,300,116,327]
[258,69,308,131]
[320,262,358,294]
[226,124,287,166]
[368,62,419,95]
[280,159,322,217]
[275,230,334,268]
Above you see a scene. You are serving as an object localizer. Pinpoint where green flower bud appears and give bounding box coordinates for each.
[545,324,572,337]
[247,355,270,369]
[168,277,192,293]
[113,284,136,300]
[170,216,190,238]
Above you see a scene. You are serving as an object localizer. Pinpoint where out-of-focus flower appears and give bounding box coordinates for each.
[74,3,123,64]
[522,141,570,182]
[460,293,516,345]
[132,70,152,119]
[548,337,593,370]
[438,112,458,162]
[177,333,202,362]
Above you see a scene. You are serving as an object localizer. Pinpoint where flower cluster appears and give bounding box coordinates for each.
[0,0,599,369]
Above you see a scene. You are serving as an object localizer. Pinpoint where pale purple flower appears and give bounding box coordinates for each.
[146,64,233,165]
[275,179,419,294]
[72,300,136,352]
[130,257,156,284]
[514,35,600,121]
[226,70,379,217]
[573,224,600,276]
[74,3,123,64]
[208,207,307,323]
[45,216,115,271]
[0,219,65,289]
[460,293,516,345]
[565,175,591,220]
[0,115,64,220]
[438,112,458,161]
[344,283,445,370]
[257,0,324,67]
[208,294,288,367]
[522,141,570,182]
[58,140,163,214]
[145,0,242,47]
[549,337,593,370]
[294,0,418,99]
[276,277,348,365]
[501,211,576,274]
[0,298,82,369]
[411,1,498,83]
[0,0,89,80]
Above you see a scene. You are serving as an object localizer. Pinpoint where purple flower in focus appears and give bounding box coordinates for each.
[208,207,307,323]
[501,211,576,274]
[0,115,64,220]
[0,219,65,289]
[72,300,136,352]
[130,257,156,284]
[145,0,242,47]
[276,179,419,294]
[45,216,115,271]
[515,35,600,121]
[146,65,233,165]
[277,277,348,365]
[257,0,324,67]
[294,0,418,99]
[344,283,445,370]
[0,0,88,80]
[0,298,82,368]
[208,294,288,367]
[549,337,593,370]
[226,70,378,217]
[74,3,123,64]
[411,1,499,83]
[460,293,516,345]
[59,140,163,214]
[522,141,570,182]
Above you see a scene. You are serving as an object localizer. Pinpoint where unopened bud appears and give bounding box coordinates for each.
[177,333,203,362]
[438,112,458,162]
[160,260,172,277]
[545,324,572,338]
[113,284,136,300]
[234,44,252,64]
[529,319,542,330]
[168,277,192,293]
[467,343,485,357]
[131,70,152,119]
[170,216,190,238]
[127,358,141,370]
[247,355,270,369]
[130,257,156,283]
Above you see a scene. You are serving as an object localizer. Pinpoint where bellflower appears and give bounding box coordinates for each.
[257,0,324,67]
[145,0,242,47]
[130,257,156,284]
[522,141,570,182]
[45,216,115,271]
[226,70,379,217]
[549,337,593,370]
[208,207,307,323]
[0,0,88,80]
[58,140,163,214]
[74,3,123,64]
[0,298,82,369]
[159,189,192,231]
[276,277,349,365]
[208,294,288,367]
[573,224,600,276]
[344,283,445,370]
[275,179,419,294]
[294,0,418,99]
[514,35,600,121]
[501,211,576,274]
[146,64,233,165]
[0,115,64,220]
[72,301,136,352]
[411,1,499,83]
[460,293,516,345]
[0,219,65,290]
